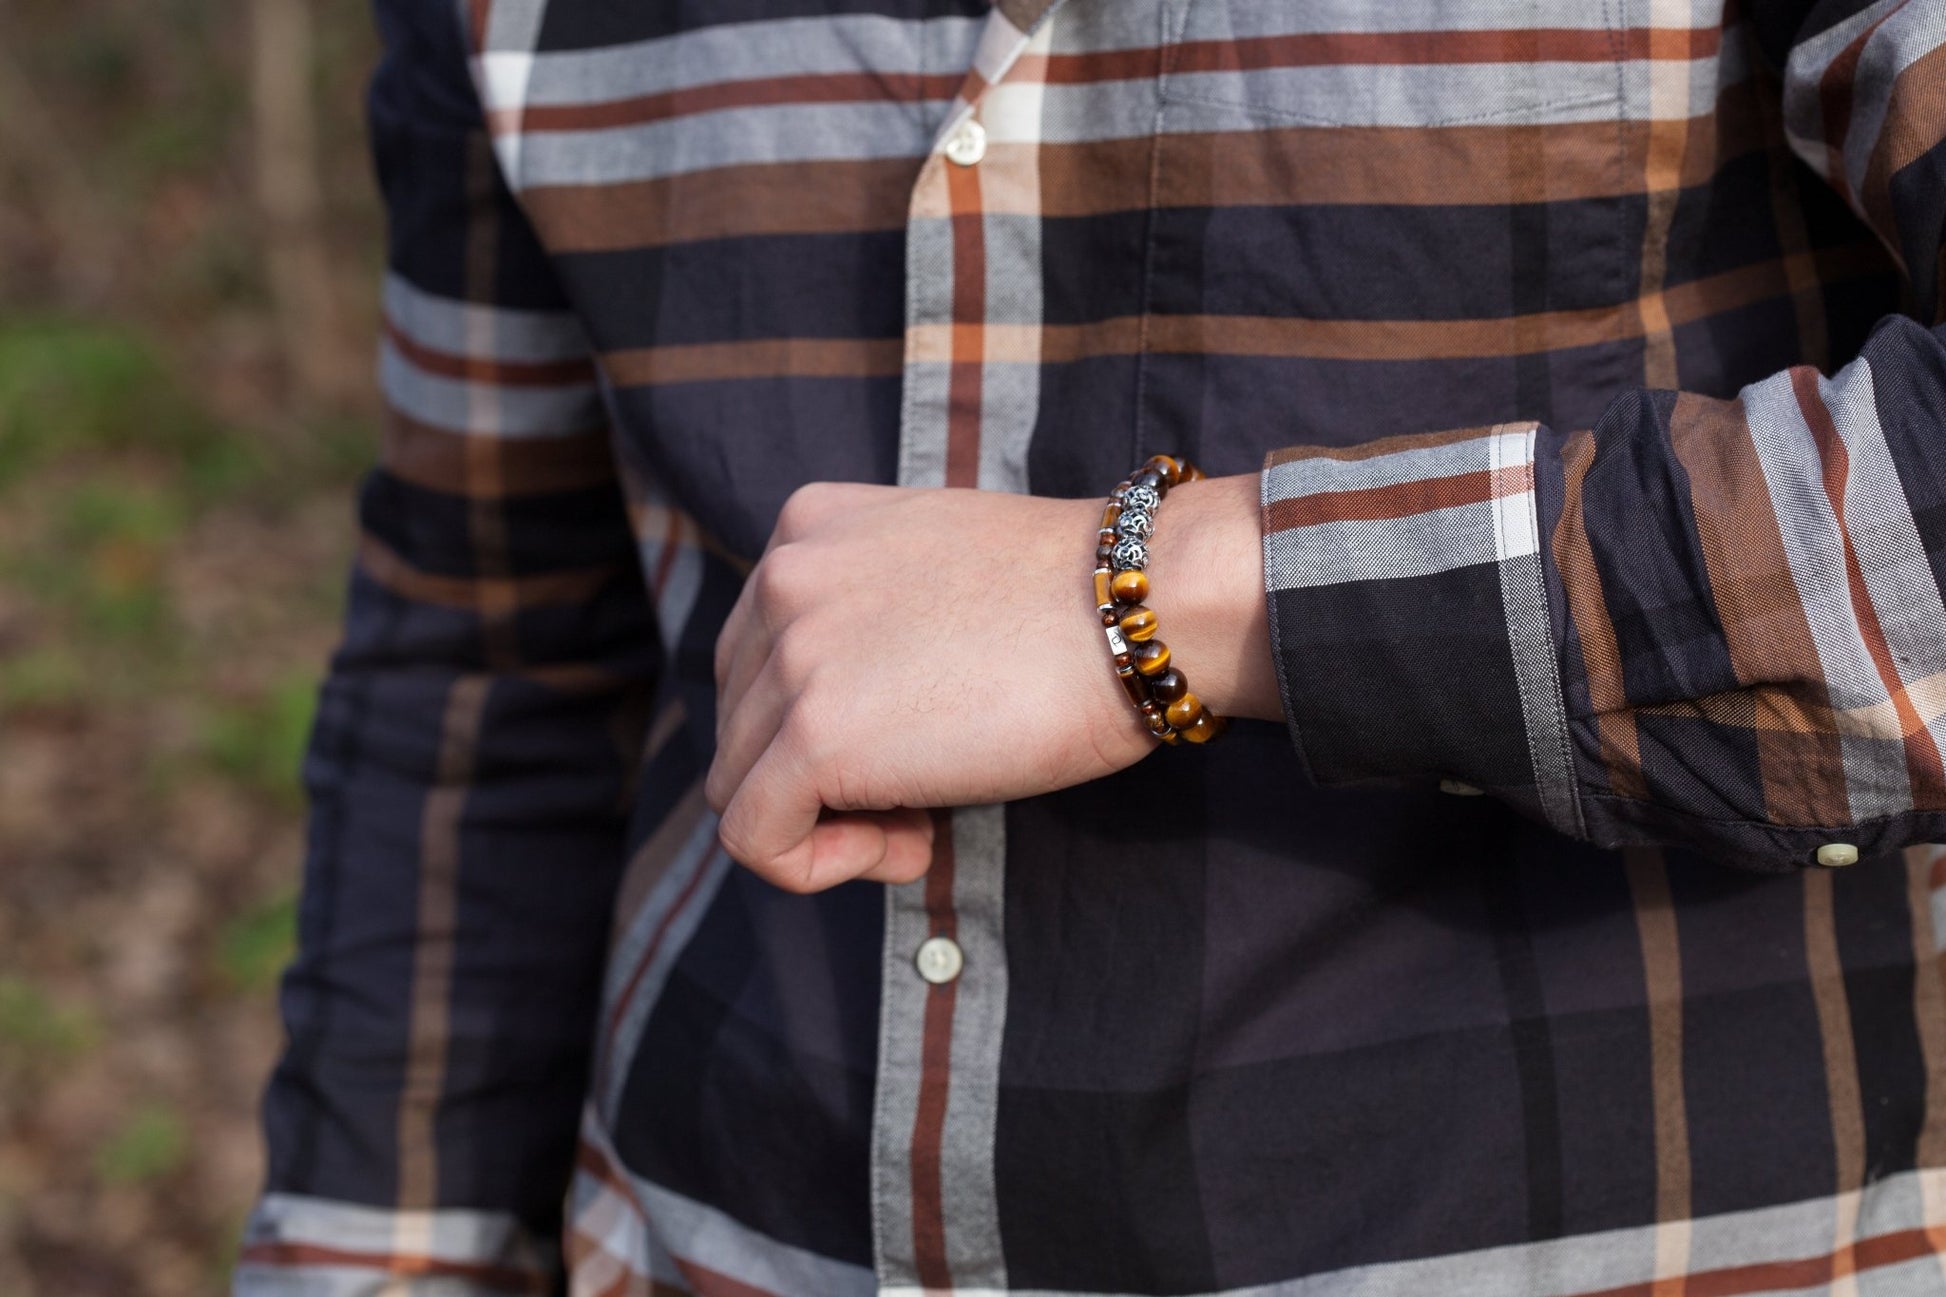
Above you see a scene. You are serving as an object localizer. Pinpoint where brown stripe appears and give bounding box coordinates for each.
[1794,366,1946,806]
[513,71,967,133]
[383,318,598,387]
[1134,109,1771,215]
[1804,865,1867,1283]
[1553,428,1648,799]
[238,1241,547,1293]
[1906,847,1946,1171]
[1665,391,1849,825]
[380,409,614,497]
[601,337,905,386]
[909,809,959,1290]
[396,674,490,1210]
[1623,848,1692,1261]
[1859,38,1946,259]
[1263,464,1528,531]
[357,534,621,612]
[521,156,922,252]
[1818,6,1903,205]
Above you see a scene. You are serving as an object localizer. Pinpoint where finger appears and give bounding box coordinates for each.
[717,740,825,890]
[852,807,935,886]
[705,655,788,814]
[715,613,772,743]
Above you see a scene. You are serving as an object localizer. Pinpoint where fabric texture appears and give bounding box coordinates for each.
[236,1,1946,1294]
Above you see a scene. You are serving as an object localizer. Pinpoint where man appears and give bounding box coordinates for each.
[235,1,1946,1293]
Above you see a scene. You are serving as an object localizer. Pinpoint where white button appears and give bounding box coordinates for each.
[1816,842,1860,868]
[915,936,964,984]
[1439,779,1485,797]
[943,117,987,167]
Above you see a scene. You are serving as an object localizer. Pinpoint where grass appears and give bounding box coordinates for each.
[0,976,101,1067]
[215,895,298,995]
[94,1103,189,1186]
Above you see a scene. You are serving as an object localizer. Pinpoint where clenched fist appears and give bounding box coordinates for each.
[706,472,1274,893]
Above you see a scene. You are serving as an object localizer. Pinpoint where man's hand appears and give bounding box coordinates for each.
[706,472,1276,893]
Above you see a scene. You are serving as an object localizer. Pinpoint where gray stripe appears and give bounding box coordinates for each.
[519,14,985,104]
[937,804,1011,1287]
[1742,363,1914,823]
[895,213,959,491]
[1264,497,1513,591]
[513,102,937,188]
[1781,0,1896,169]
[877,1169,1946,1297]
[1264,435,1497,504]
[1166,0,1647,40]
[871,872,931,1288]
[234,1192,555,1297]
[1838,7,1946,235]
[1162,64,1629,131]
[381,274,590,364]
[377,340,602,437]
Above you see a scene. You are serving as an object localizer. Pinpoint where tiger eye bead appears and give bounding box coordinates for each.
[1093,570,1114,608]
[1165,692,1204,729]
[1148,667,1188,703]
[1131,469,1164,494]
[1181,712,1224,744]
[1140,702,1171,736]
[1145,454,1183,487]
[1110,569,1149,605]
[1100,502,1123,530]
[1133,639,1171,677]
[1116,666,1149,707]
[1179,463,1205,483]
[1118,605,1158,641]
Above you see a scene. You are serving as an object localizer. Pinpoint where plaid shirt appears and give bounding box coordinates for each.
[236,0,1946,1293]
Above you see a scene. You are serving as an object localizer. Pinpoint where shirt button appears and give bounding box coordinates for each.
[915,935,964,984]
[1439,779,1485,796]
[942,117,987,167]
[1815,842,1860,868]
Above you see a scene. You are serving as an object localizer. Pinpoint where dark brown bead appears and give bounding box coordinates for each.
[1096,542,1114,565]
[1145,454,1183,487]
[1148,667,1188,702]
[1111,569,1149,605]
[1140,702,1171,736]
[1118,605,1158,642]
[1165,692,1204,728]
[1116,666,1149,707]
[1181,712,1224,744]
[1130,469,1164,494]
[1133,639,1171,677]
[1101,606,1121,626]
[1179,463,1205,483]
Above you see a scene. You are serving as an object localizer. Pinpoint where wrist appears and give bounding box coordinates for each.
[1142,471,1281,723]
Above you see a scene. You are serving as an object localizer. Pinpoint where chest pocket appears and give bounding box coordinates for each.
[1158,0,1622,128]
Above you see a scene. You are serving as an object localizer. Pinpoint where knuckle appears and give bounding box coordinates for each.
[775,482,832,538]
[751,543,813,620]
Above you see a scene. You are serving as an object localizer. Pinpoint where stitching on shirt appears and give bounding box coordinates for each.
[1519,425,1587,840]
[1159,85,1625,130]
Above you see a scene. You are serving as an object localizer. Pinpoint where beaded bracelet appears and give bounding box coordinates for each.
[1093,455,1227,746]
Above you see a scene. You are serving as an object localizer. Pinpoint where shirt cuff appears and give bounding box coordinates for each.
[1259,424,1584,840]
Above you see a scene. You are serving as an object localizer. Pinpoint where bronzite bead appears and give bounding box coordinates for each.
[1133,639,1170,677]
[1148,667,1187,703]
[1145,455,1183,487]
[1165,692,1203,729]
[1110,570,1149,605]
[1140,702,1171,736]
[1117,605,1158,641]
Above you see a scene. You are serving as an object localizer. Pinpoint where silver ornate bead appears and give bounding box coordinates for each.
[1111,537,1148,571]
[1122,484,1161,514]
[1118,508,1154,540]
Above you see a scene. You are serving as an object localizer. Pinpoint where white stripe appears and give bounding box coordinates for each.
[381,274,591,364]
[377,338,602,438]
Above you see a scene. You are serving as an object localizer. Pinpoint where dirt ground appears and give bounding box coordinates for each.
[2,2,382,1290]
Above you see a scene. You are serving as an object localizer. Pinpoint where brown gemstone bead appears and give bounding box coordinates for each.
[1116,666,1149,707]
[1140,702,1171,736]
[1133,639,1171,677]
[1181,712,1224,744]
[1118,605,1158,641]
[1145,454,1183,487]
[1158,728,1182,745]
[1130,469,1164,494]
[1100,502,1123,530]
[1148,667,1188,703]
[1110,569,1149,605]
[1093,570,1113,608]
[1165,692,1204,728]
[1096,542,1114,565]
[1179,463,1205,483]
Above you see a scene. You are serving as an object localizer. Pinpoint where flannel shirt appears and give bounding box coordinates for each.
[235,0,1946,1293]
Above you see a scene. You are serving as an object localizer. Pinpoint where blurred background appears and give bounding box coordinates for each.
[1,0,383,1290]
